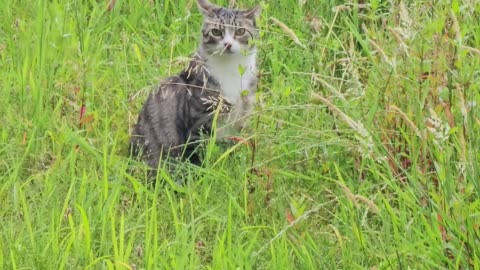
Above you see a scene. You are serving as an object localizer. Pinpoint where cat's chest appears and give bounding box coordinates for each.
[207,55,256,104]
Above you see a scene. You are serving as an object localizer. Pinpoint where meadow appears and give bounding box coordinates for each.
[1,0,479,269]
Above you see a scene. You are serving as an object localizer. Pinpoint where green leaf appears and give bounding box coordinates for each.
[133,44,142,62]
[452,0,459,14]
[237,64,246,76]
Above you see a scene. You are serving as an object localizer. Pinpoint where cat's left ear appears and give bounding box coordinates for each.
[243,5,262,20]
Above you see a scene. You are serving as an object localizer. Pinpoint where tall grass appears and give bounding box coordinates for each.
[1,0,479,269]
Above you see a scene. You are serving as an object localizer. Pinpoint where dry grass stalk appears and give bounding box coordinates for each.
[311,77,346,101]
[333,3,370,13]
[338,182,380,214]
[107,0,116,11]
[332,4,351,12]
[338,182,357,207]
[368,38,393,67]
[457,86,468,124]
[252,207,323,257]
[388,27,410,57]
[462,45,480,56]
[311,93,361,133]
[337,182,380,214]
[390,105,424,139]
[426,108,450,146]
[456,88,469,180]
[307,16,322,34]
[355,195,380,215]
[398,2,412,27]
[328,224,344,249]
[270,17,306,49]
[449,10,462,44]
[311,92,374,158]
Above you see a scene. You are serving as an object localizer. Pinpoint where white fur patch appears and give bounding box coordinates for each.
[203,50,257,137]
[205,51,257,105]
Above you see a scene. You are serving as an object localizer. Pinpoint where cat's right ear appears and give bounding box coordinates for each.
[197,0,218,17]
[243,5,262,20]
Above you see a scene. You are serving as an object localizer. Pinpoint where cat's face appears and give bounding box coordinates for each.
[197,0,261,56]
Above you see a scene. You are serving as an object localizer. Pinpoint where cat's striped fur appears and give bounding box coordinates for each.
[130,0,261,177]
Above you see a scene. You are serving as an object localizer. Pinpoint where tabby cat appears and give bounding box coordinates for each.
[130,0,261,177]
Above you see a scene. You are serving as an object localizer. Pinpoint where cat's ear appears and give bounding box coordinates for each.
[197,0,218,17]
[242,5,262,20]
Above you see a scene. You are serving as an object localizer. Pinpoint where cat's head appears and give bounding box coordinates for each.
[197,0,261,56]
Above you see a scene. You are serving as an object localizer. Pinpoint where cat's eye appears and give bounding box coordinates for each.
[210,29,223,37]
[235,28,246,36]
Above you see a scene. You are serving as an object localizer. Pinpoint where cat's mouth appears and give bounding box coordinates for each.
[206,45,251,57]
[219,45,236,55]
[220,49,235,55]
[210,48,236,56]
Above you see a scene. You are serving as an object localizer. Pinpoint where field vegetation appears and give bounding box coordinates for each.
[1,0,479,269]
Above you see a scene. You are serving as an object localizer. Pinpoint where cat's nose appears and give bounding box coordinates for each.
[224,43,232,50]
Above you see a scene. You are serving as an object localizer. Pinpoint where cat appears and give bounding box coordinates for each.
[130,0,261,178]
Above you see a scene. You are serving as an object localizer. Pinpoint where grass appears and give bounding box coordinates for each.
[1,0,479,269]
